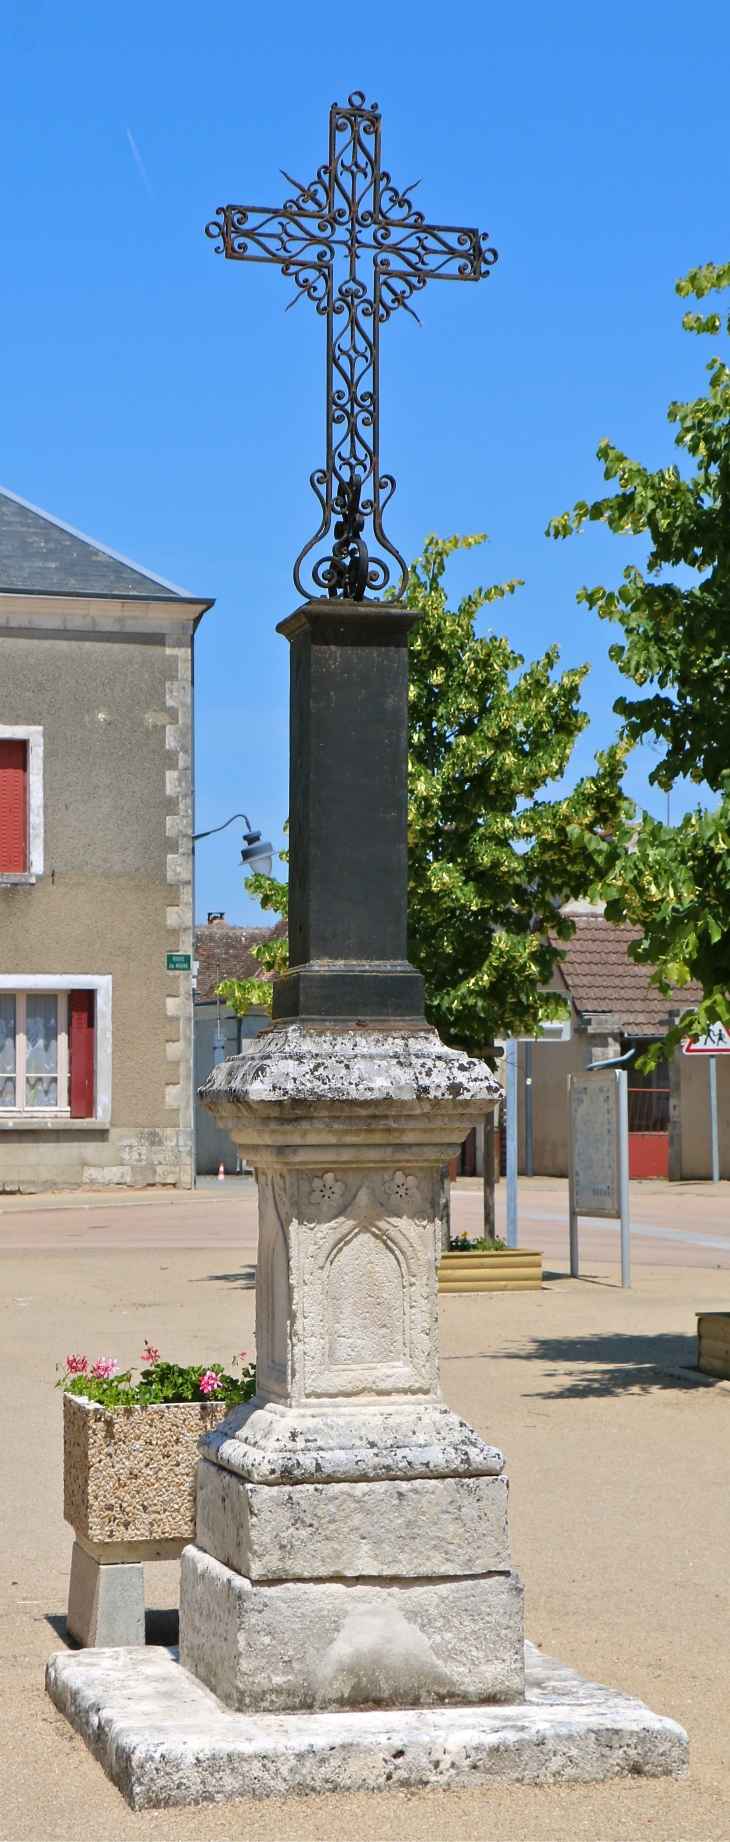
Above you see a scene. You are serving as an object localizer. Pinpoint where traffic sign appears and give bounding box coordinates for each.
[683,1023,730,1055]
[166,953,191,972]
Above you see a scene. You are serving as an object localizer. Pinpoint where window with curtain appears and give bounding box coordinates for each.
[25,994,58,1108]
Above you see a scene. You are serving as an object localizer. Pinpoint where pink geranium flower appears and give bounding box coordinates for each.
[199,1369,221,1396]
[142,1341,160,1364]
[65,1355,88,1376]
[91,1357,118,1380]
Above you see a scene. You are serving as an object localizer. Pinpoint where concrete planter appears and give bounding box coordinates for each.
[63,1391,231,1561]
[63,1391,232,1648]
[439,1249,542,1293]
[697,1312,730,1380]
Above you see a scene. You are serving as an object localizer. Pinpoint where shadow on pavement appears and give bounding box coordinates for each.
[508,1330,700,1397]
[192,1266,256,1290]
[445,1332,706,1397]
[44,1610,180,1646]
[44,1613,78,1648]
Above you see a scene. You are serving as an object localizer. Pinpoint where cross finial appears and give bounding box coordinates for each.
[206,92,497,603]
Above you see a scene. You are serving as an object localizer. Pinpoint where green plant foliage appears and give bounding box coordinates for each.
[217,853,289,1018]
[404,533,630,1055]
[448,1234,508,1252]
[57,1358,256,1410]
[548,262,730,1061]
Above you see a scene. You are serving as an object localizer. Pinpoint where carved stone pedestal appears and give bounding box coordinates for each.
[181,1022,519,1711]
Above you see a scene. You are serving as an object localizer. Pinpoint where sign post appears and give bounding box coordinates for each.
[682,1023,730,1185]
[567,1068,631,1288]
[618,1068,631,1289]
[505,1038,518,1247]
[710,1057,719,1185]
[504,1019,571,1250]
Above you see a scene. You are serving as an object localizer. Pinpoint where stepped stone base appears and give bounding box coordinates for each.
[195,1458,511,1580]
[45,1641,689,1810]
[179,1544,524,1710]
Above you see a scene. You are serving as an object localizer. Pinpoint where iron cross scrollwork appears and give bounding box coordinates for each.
[206,92,497,603]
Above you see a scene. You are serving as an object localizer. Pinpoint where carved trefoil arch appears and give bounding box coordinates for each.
[301,1183,433,1399]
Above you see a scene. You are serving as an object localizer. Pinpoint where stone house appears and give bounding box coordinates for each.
[510,903,722,1181]
[0,487,213,1191]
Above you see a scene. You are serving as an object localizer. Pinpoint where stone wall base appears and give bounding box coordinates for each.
[0,1125,193,1192]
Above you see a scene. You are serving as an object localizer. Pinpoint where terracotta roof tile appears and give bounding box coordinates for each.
[556,915,703,1038]
[194,920,286,1004]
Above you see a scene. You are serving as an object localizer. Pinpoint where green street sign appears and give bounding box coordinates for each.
[167,953,191,972]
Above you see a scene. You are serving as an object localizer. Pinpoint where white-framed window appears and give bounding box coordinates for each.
[0,725,44,879]
[0,976,111,1124]
[0,991,68,1112]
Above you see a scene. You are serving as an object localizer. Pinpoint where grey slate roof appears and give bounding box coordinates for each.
[0,487,191,599]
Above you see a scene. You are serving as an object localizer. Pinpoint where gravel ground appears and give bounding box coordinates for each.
[1,1185,729,1841]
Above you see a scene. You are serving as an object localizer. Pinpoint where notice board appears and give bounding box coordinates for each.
[569,1073,620,1218]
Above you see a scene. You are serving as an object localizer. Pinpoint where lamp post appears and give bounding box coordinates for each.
[192,812,274,878]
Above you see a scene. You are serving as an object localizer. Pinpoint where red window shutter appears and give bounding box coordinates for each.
[69,991,95,1118]
[0,740,28,872]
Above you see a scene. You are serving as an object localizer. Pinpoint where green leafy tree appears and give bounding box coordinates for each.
[405,533,629,1053]
[216,859,288,1017]
[548,261,730,1058]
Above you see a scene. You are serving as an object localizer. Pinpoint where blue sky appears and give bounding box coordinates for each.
[1,2,729,923]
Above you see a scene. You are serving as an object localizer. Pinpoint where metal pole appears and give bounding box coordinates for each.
[618,1068,631,1288]
[567,1073,579,1277]
[506,1036,518,1247]
[525,1039,533,1178]
[190,639,197,1190]
[710,1056,720,1184]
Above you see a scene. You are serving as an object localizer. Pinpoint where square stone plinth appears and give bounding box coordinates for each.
[179,1544,524,1710]
[195,1457,510,1580]
[45,1641,689,1810]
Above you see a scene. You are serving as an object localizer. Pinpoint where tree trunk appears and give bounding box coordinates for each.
[439,1163,451,1251]
[483,1114,496,1241]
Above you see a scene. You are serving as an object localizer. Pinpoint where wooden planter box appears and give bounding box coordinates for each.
[63,1392,230,1562]
[697,1312,730,1381]
[439,1249,542,1293]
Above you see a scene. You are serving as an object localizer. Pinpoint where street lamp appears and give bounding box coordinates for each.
[192,812,274,878]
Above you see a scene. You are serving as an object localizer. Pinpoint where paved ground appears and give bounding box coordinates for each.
[1,1178,729,1840]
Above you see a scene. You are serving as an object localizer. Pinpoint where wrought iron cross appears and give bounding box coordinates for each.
[206,91,497,603]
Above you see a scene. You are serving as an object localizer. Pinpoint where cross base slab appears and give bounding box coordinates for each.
[45,1641,689,1810]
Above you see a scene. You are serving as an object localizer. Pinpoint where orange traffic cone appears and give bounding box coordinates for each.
[217,1163,225,1182]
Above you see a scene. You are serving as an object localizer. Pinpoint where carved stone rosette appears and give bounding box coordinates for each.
[181,1023,522,1713]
